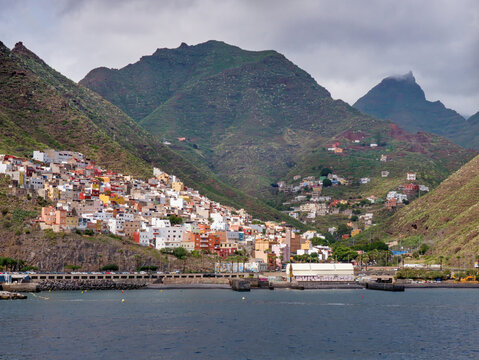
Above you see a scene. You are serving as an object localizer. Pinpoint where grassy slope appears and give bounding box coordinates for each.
[382,155,479,257]
[0,41,306,227]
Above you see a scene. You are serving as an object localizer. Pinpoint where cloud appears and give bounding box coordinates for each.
[1,0,478,114]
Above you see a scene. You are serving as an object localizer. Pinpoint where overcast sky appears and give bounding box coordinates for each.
[1,0,478,116]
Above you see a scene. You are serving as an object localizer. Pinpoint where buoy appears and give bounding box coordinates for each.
[242,297,245,300]
[85,290,87,293]
[48,289,51,292]
[121,290,124,293]
[361,295,364,299]
[81,291,84,294]
[121,299,125,303]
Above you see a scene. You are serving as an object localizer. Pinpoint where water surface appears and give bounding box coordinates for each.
[1,288,478,359]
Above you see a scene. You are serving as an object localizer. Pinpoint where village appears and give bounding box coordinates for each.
[1,149,350,272]
[277,137,430,240]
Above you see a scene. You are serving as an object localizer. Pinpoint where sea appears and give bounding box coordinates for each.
[1,288,478,360]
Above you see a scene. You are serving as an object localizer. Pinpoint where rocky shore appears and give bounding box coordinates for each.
[38,280,146,291]
[0,291,27,300]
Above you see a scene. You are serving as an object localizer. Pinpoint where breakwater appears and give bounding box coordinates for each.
[38,280,146,291]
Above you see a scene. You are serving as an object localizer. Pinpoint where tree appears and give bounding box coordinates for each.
[418,243,430,255]
[332,245,358,262]
[311,237,329,246]
[337,224,352,236]
[320,168,332,177]
[173,247,188,260]
[100,264,119,271]
[322,178,332,187]
[168,215,183,225]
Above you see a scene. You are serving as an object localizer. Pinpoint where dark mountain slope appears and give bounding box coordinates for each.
[353,72,474,147]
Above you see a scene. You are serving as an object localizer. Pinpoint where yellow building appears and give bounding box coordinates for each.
[157,173,169,183]
[254,238,271,263]
[180,195,190,202]
[48,186,61,201]
[65,216,79,229]
[99,194,110,204]
[351,229,361,237]
[301,240,311,251]
[172,181,184,192]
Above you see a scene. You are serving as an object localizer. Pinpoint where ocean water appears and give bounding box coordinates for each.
[1,288,478,360]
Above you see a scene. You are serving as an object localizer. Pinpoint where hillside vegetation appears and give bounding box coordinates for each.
[81,41,473,201]
[384,154,479,261]
[0,40,307,226]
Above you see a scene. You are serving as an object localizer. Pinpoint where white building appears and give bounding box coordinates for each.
[407,172,416,181]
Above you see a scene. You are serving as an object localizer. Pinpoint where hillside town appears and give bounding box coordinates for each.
[0,150,338,271]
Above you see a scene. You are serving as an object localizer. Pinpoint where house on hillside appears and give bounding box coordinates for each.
[407,172,416,181]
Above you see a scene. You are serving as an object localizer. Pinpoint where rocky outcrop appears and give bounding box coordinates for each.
[0,291,27,299]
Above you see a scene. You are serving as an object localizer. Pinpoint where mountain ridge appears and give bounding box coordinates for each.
[81,41,473,202]
[0,40,307,227]
[353,72,479,148]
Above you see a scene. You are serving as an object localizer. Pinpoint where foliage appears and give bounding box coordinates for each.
[168,214,183,225]
[418,243,430,255]
[395,268,451,280]
[137,265,158,272]
[311,236,330,246]
[337,224,352,236]
[293,253,320,263]
[173,247,188,260]
[332,244,358,262]
[20,265,38,272]
[0,256,26,271]
[352,241,389,252]
[64,264,81,270]
[320,168,332,177]
[322,179,332,187]
[100,264,119,271]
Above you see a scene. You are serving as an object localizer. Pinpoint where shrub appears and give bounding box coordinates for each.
[44,229,56,240]
[100,264,119,271]
[396,268,451,280]
[137,265,158,272]
[173,247,188,260]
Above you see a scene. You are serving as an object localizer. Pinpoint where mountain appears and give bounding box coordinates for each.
[468,111,479,125]
[81,41,473,202]
[353,72,478,148]
[0,41,305,226]
[384,154,479,261]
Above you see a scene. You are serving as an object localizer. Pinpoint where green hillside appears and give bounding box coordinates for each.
[81,41,473,201]
[382,154,479,261]
[0,41,307,228]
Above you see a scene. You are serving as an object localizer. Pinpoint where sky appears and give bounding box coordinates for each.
[1,0,478,116]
